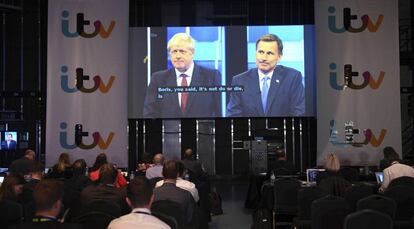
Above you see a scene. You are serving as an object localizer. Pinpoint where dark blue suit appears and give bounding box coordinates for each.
[226,65,305,117]
[1,140,17,149]
[143,64,221,118]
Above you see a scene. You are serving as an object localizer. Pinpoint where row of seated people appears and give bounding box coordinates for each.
[0,149,210,229]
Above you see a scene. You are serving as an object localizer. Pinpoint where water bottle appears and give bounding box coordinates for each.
[130,171,135,180]
[270,171,276,184]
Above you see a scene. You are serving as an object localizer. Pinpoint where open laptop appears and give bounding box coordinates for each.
[306,169,325,185]
[375,172,384,184]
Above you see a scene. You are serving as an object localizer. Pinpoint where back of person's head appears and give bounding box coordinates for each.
[91,153,108,171]
[383,146,400,162]
[72,159,87,176]
[33,179,64,213]
[0,174,25,201]
[24,149,36,160]
[275,148,286,160]
[57,152,71,172]
[153,153,165,165]
[127,176,153,208]
[324,153,341,172]
[183,148,194,160]
[176,161,185,178]
[98,163,117,185]
[29,161,44,176]
[162,160,178,179]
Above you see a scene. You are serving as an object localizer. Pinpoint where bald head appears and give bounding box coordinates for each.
[183,148,193,160]
[25,149,36,161]
[153,154,165,165]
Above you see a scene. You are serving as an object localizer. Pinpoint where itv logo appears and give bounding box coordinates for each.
[329,120,386,148]
[59,122,114,150]
[61,65,115,93]
[61,10,115,38]
[329,63,385,90]
[328,6,384,33]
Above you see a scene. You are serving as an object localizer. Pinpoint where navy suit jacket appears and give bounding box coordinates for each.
[226,66,305,117]
[143,64,221,118]
[1,140,17,149]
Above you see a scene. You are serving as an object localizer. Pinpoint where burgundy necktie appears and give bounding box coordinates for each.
[181,74,188,113]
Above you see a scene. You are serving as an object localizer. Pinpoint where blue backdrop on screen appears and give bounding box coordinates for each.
[129,25,315,119]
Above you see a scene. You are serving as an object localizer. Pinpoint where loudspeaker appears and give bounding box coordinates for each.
[251,140,267,174]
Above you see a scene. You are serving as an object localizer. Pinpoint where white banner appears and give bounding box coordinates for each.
[46,0,129,167]
[316,0,401,165]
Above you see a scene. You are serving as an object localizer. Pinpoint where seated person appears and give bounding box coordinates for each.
[317,153,341,184]
[107,176,170,229]
[20,161,44,204]
[136,152,154,176]
[146,153,165,179]
[378,146,397,171]
[0,174,25,202]
[9,179,82,229]
[153,160,196,226]
[156,161,199,202]
[269,148,296,175]
[379,148,414,192]
[48,152,73,179]
[89,153,127,188]
[81,164,129,215]
[8,149,36,177]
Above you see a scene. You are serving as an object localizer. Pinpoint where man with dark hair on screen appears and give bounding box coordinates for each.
[143,33,221,118]
[1,133,17,150]
[227,34,305,117]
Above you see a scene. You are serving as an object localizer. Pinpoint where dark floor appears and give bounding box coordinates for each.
[209,179,253,229]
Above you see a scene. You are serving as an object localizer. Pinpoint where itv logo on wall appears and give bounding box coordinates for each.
[59,122,114,150]
[328,6,384,33]
[61,10,115,38]
[329,63,385,91]
[61,65,115,93]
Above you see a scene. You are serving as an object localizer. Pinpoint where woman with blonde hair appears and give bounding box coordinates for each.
[324,153,341,172]
[49,152,73,179]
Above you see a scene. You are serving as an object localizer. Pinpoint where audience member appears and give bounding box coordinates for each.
[379,148,414,192]
[108,176,170,229]
[89,153,127,188]
[9,149,36,177]
[156,161,199,202]
[63,159,91,217]
[269,148,296,175]
[9,179,82,229]
[153,160,196,225]
[137,152,154,175]
[81,163,129,214]
[182,148,207,181]
[317,153,341,184]
[0,174,25,202]
[317,153,351,197]
[49,153,73,179]
[379,146,398,171]
[146,153,165,179]
[20,161,44,203]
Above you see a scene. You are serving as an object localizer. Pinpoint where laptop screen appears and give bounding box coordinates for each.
[306,169,325,184]
[375,172,384,184]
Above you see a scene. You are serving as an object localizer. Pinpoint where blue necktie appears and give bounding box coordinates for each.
[261,76,269,113]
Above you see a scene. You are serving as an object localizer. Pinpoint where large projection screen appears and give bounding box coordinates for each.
[128,25,315,119]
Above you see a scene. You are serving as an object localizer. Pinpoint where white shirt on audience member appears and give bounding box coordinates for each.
[380,161,414,192]
[156,177,199,202]
[107,207,170,229]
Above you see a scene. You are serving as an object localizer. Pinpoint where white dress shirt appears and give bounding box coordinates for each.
[155,177,199,202]
[380,161,414,191]
[107,207,170,229]
[175,62,194,107]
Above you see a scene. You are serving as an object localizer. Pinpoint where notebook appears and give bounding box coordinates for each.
[306,169,325,184]
[375,172,384,184]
